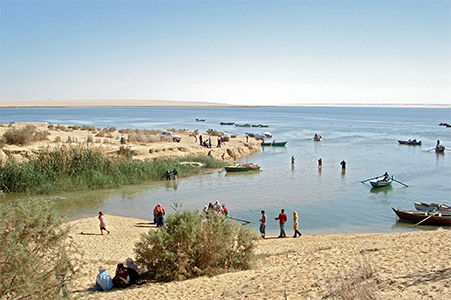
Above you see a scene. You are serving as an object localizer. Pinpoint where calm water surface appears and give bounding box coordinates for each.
[1,107,450,235]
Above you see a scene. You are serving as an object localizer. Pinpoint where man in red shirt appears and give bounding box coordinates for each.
[275,209,287,238]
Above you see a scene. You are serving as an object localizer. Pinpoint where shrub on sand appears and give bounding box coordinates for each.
[325,257,379,300]
[135,209,258,282]
[0,199,81,299]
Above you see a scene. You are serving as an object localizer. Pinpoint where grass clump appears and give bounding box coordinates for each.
[0,147,226,194]
[135,209,258,282]
[0,199,81,299]
[2,125,50,146]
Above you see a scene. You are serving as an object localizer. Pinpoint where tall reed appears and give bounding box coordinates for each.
[0,146,226,194]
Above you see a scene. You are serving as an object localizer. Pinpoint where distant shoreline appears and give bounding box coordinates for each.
[0,99,449,109]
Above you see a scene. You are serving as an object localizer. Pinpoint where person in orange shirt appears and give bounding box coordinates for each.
[275,209,287,238]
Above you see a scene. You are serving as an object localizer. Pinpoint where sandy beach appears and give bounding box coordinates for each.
[0,122,260,163]
[68,215,450,299]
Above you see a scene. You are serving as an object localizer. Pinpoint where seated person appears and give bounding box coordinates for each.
[96,266,113,291]
[113,263,130,288]
[382,172,390,181]
[125,258,140,284]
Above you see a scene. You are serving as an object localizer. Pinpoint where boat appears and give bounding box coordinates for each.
[398,140,421,145]
[245,133,255,137]
[235,123,251,127]
[392,208,451,226]
[251,124,269,128]
[435,145,445,153]
[369,176,393,187]
[224,163,261,172]
[263,132,272,138]
[254,134,265,140]
[414,202,451,212]
[220,122,235,125]
[196,118,206,122]
[261,141,287,147]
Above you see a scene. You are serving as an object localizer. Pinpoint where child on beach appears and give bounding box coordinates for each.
[98,211,110,235]
[293,211,302,238]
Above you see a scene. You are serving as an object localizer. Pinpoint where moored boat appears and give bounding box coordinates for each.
[414,202,451,212]
[251,124,269,128]
[196,118,206,122]
[398,140,421,145]
[220,122,235,125]
[224,163,261,172]
[392,208,451,226]
[261,141,287,147]
[235,123,251,127]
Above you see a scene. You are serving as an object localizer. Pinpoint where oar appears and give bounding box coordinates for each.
[361,175,383,183]
[413,202,443,227]
[392,178,408,187]
[228,216,251,224]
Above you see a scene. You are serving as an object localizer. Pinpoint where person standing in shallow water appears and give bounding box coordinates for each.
[293,211,302,238]
[259,210,266,239]
[340,160,346,170]
[275,209,287,238]
[98,211,110,235]
[318,158,322,167]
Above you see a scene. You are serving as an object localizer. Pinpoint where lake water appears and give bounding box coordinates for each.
[1,106,450,235]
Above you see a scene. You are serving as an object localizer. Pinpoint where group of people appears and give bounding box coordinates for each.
[259,209,302,239]
[96,258,141,291]
[290,156,347,171]
[165,168,178,180]
[203,200,228,216]
[199,134,226,148]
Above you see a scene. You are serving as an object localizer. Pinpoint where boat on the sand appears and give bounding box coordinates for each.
[224,163,261,172]
[392,208,451,226]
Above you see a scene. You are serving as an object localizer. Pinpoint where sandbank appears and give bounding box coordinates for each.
[68,215,450,299]
[0,122,260,163]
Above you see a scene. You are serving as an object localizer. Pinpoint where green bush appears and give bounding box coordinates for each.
[0,199,81,299]
[135,209,258,282]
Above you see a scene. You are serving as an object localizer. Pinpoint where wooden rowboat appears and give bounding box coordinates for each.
[224,164,261,172]
[220,122,235,125]
[261,141,287,147]
[393,208,451,226]
[414,202,451,212]
[370,176,393,187]
[398,140,421,145]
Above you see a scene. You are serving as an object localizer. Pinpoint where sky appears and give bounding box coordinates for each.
[1,0,450,105]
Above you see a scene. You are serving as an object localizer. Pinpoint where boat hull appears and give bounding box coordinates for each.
[393,208,451,226]
[370,179,392,187]
[398,140,421,145]
[224,165,260,172]
[261,141,287,147]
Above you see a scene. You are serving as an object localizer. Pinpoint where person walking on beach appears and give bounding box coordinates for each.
[208,137,212,148]
[293,211,302,238]
[275,209,287,238]
[340,160,346,170]
[199,135,203,146]
[259,210,266,239]
[98,211,110,235]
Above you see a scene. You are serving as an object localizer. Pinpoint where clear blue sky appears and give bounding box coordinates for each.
[1,0,450,105]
